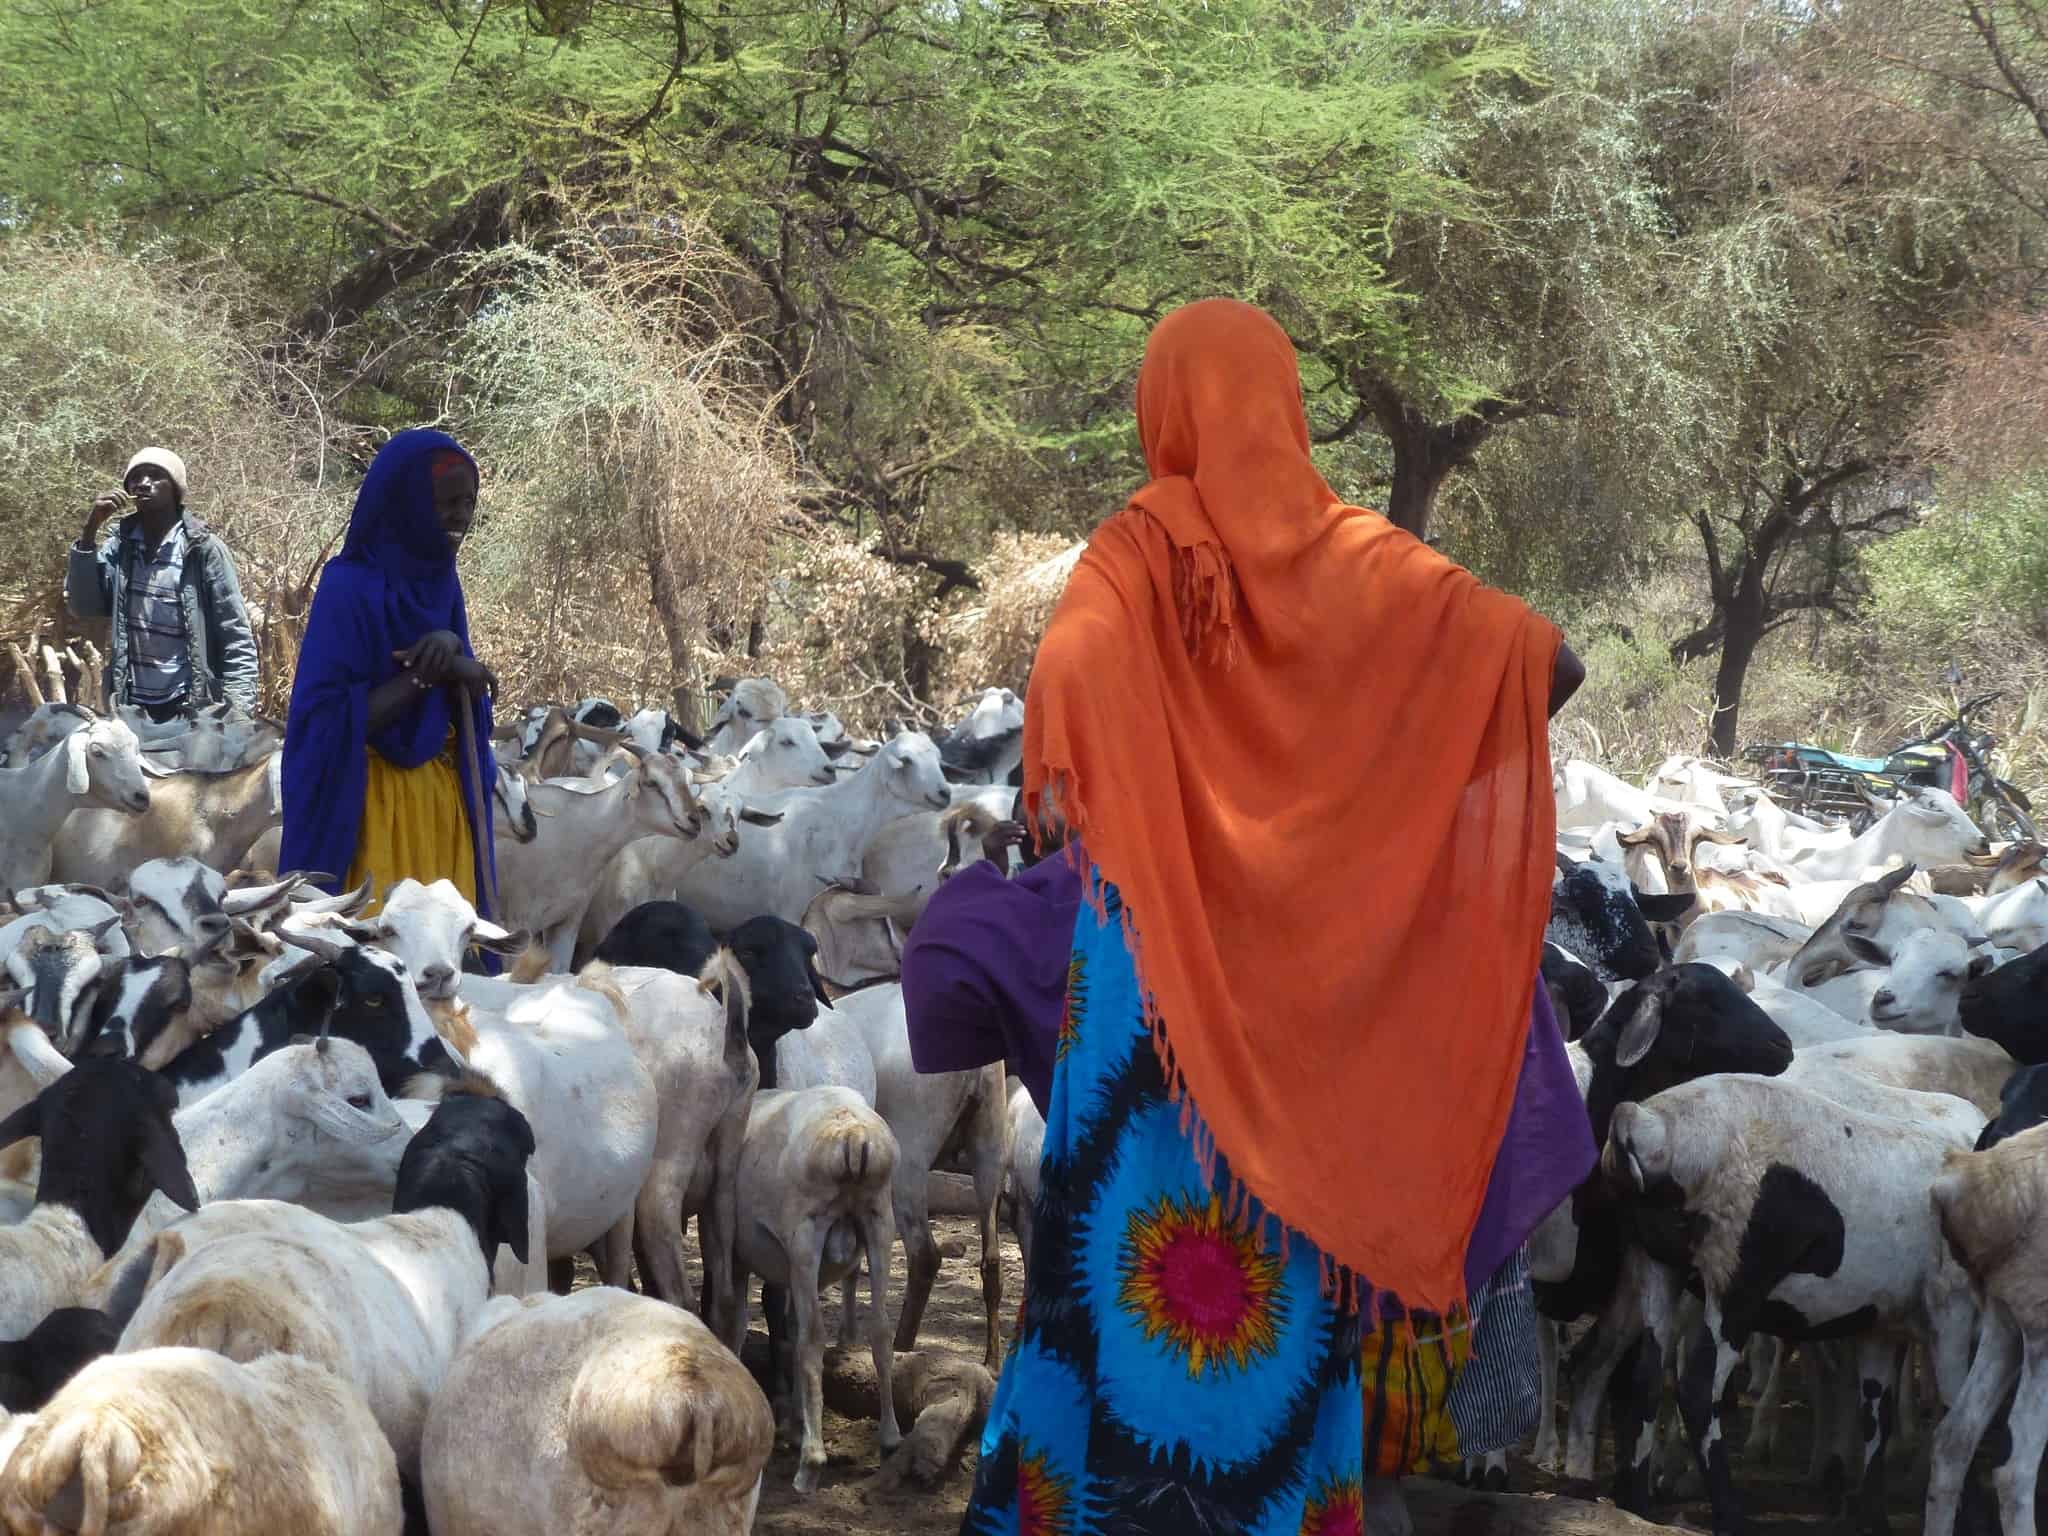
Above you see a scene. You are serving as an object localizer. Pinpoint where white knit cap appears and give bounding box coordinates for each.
[124,447,188,497]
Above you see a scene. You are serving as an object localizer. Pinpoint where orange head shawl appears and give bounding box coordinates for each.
[1023,299,1559,1315]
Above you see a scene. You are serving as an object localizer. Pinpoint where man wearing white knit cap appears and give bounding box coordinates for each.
[65,446,259,719]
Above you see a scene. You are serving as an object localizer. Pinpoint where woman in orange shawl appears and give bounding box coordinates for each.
[962,300,1581,1536]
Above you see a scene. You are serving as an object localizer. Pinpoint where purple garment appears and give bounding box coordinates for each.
[1462,982,1595,1293]
[901,849,1084,1114]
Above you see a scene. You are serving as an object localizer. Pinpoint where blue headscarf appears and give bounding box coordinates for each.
[279,430,498,909]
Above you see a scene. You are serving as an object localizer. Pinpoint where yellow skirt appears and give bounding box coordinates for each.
[347,744,476,916]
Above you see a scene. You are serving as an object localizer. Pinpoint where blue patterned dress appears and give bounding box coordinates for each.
[963,874,1371,1536]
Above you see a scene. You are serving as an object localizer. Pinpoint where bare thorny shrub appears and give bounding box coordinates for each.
[449,225,801,721]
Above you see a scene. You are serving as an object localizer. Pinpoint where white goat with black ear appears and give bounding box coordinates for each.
[422,1287,775,1536]
[0,1057,198,1342]
[116,1081,537,1474]
[0,711,149,895]
[0,1348,402,1536]
[736,1087,901,1492]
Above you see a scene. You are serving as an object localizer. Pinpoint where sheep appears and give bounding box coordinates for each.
[1548,856,1694,983]
[0,1309,120,1414]
[491,748,705,970]
[1604,1073,1984,1535]
[49,752,277,888]
[420,1286,773,1536]
[0,712,148,898]
[1787,786,1991,883]
[1957,939,2048,1063]
[0,1348,402,1536]
[116,1082,537,1473]
[735,1086,902,1492]
[0,1058,198,1342]
[1924,1122,2048,1536]
[433,967,657,1282]
[672,732,952,930]
[934,687,1025,785]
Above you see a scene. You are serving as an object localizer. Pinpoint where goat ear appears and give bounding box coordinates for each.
[64,730,90,796]
[740,808,784,827]
[1969,951,1998,979]
[471,922,530,957]
[142,1113,200,1213]
[1845,935,1892,968]
[493,1171,531,1267]
[1614,989,1665,1070]
[1636,893,1696,924]
[0,1097,41,1151]
[805,932,833,1008]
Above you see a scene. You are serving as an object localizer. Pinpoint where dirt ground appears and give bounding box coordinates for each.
[624,1218,1958,1536]
[623,1217,1738,1536]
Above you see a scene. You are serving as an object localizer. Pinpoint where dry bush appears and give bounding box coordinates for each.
[449,226,800,723]
[942,534,1084,699]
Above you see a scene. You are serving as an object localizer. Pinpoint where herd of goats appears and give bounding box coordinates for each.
[1,676,2047,1535]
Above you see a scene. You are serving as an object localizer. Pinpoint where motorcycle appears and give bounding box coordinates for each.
[1745,680,2037,841]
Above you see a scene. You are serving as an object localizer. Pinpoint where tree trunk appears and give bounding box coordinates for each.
[641,526,696,700]
[1709,593,1766,757]
[1380,415,1451,538]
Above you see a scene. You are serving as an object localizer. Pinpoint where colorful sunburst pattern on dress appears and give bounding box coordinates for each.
[1298,1478,1365,1536]
[1057,950,1086,1061]
[1015,1445,1072,1536]
[1118,1191,1283,1378]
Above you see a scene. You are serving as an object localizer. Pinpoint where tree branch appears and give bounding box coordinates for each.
[866,544,982,597]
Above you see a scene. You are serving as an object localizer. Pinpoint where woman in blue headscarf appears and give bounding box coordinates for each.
[280,430,500,913]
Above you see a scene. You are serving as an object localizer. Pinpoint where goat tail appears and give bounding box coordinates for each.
[509,945,553,986]
[806,1105,898,1193]
[3,1411,139,1536]
[566,1331,772,1498]
[573,960,632,1024]
[695,948,752,1075]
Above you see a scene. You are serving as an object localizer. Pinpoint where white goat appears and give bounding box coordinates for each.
[0,713,148,897]
[735,1086,901,1492]
[1787,788,1991,883]
[721,715,838,795]
[573,781,772,965]
[704,677,789,756]
[673,732,951,929]
[421,1287,774,1536]
[0,1348,402,1535]
[493,747,705,970]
